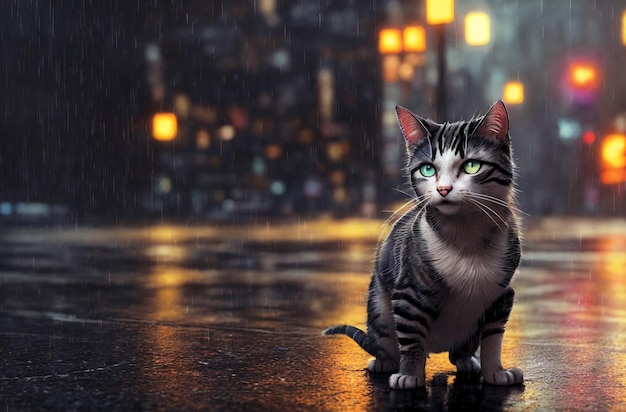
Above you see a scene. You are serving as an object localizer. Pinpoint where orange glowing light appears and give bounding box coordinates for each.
[569,62,599,90]
[403,26,426,52]
[379,28,402,54]
[601,134,626,184]
[382,55,401,82]
[601,169,626,185]
[602,134,626,169]
[152,113,177,141]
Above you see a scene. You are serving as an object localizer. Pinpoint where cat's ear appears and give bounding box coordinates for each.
[475,100,509,143]
[396,106,429,153]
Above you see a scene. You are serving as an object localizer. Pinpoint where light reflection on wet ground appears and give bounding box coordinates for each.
[1,217,626,410]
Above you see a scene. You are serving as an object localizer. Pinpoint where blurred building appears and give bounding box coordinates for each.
[133,0,626,218]
[2,0,626,219]
[135,1,382,218]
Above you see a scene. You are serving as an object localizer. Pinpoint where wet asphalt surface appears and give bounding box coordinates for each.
[1,217,626,411]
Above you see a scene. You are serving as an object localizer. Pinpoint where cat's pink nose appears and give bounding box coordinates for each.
[437,186,452,197]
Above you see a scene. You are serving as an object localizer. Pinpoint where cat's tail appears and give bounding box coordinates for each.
[322,325,378,357]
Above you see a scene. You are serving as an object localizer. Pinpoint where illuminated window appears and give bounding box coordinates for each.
[403,26,426,52]
[379,28,402,54]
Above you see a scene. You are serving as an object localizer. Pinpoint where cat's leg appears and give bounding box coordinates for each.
[480,287,523,386]
[449,331,481,375]
[366,273,399,373]
[387,289,435,389]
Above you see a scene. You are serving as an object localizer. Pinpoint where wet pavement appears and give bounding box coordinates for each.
[1,217,626,411]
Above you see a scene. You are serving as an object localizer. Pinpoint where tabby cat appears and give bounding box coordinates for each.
[324,100,523,389]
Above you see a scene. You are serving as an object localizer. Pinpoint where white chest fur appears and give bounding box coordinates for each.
[419,217,508,352]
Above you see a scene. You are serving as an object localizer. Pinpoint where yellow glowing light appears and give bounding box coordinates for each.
[503,81,524,105]
[152,113,177,141]
[465,12,490,46]
[426,0,454,25]
[379,28,402,54]
[601,134,626,169]
[403,26,426,52]
[218,125,236,141]
[622,10,626,46]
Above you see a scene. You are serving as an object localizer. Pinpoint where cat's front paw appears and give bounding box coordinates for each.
[455,356,481,374]
[368,358,398,373]
[389,373,425,390]
[483,367,523,386]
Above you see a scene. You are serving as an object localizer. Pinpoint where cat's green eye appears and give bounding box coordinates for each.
[462,160,482,175]
[419,164,436,177]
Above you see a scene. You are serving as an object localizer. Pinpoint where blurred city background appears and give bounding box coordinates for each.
[3,2,626,409]
[2,0,626,221]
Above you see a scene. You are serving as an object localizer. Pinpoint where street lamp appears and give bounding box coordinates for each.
[565,60,600,105]
[426,0,454,121]
[465,12,490,46]
[503,81,524,105]
[568,62,599,91]
[426,0,454,25]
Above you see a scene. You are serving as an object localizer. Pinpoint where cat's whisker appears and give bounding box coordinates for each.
[463,191,509,206]
[382,196,428,228]
[466,196,509,230]
[392,187,415,198]
[478,200,509,228]
[466,192,529,216]
[466,198,504,229]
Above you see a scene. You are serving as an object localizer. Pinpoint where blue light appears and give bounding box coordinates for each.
[0,202,12,216]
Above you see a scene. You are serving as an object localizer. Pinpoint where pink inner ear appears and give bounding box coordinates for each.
[476,100,509,142]
[396,106,427,146]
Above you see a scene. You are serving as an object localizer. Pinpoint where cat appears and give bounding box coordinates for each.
[324,100,523,390]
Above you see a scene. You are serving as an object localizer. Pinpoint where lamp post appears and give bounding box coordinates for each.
[426,0,454,122]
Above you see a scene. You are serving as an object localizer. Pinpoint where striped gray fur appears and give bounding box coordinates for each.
[323,101,524,390]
